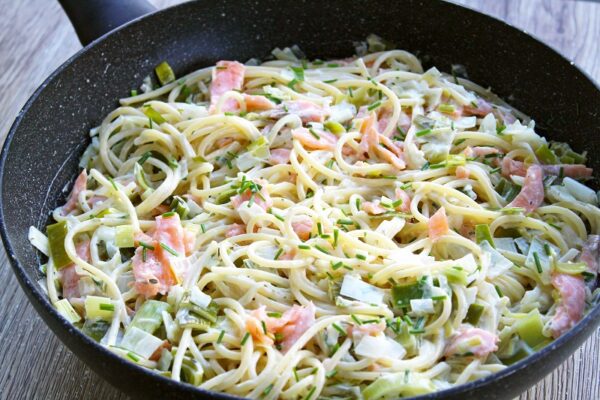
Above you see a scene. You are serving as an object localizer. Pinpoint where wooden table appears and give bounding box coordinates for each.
[0,0,598,399]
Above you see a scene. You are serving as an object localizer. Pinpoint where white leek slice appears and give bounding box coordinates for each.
[563,177,597,205]
[354,335,406,360]
[84,295,115,321]
[120,326,163,359]
[375,217,405,239]
[190,286,211,309]
[54,299,81,323]
[494,237,518,253]
[410,299,434,315]
[340,275,384,305]
[28,226,49,256]
[481,241,513,278]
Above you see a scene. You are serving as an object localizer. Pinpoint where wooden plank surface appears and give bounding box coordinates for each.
[0,0,598,399]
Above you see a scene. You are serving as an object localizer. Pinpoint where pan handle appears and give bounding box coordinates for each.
[58,0,156,46]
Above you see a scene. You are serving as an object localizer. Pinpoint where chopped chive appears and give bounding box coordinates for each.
[298,244,311,250]
[327,63,339,68]
[329,343,340,356]
[333,229,339,247]
[431,295,447,301]
[287,78,298,89]
[99,303,114,311]
[293,368,300,382]
[261,320,268,334]
[127,352,139,362]
[415,129,432,137]
[356,253,366,260]
[130,89,138,96]
[326,159,334,169]
[404,370,410,384]
[342,265,353,271]
[317,222,323,236]
[309,128,321,140]
[274,248,284,260]
[533,252,543,273]
[241,332,251,345]
[201,224,206,233]
[490,166,501,174]
[108,177,118,191]
[337,219,354,225]
[315,245,330,254]
[304,386,316,400]
[162,211,176,218]
[142,247,148,262]
[331,261,344,271]
[263,384,274,396]
[548,222,562,231]
[494,285,504,297]
[367,101,381,111]
[324,79,338,84]
[217,330,225,344]
[290,66,305,82]
[409,328,425,334]
[543,243,552,256]
[138,241,155,250]
[159,242,179,257]
[421,162,430,170]
[348,87,354,97]
[332,323,346,335]
[326,369,338,378]
[351,314,362,325]
[267,312,282,318]
[138,151,152,165]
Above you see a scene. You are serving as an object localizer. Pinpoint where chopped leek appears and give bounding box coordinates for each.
[392,281,424,309]
[362,372,435,400]
[554,262,587,275]
[563,177,597,205]
[535,144,558,164]
[170,196,190,219]
[339,275,384,305]
[82,318,110,342]
[475,224,495,247]
[444,267,468,285]
[157,348,173,371]
[54,299,81,323]
[464,303,484,325]
[120,326,163,359]
[47,221,71,269]
[180,356,203,385]
[155,61,176,86]
[84,296,115,321]
[115,225,135,248]
[515,310,546,347]
[143,106,166,125]
[354,335,406,360]
[129,300,170,334]
[446,154,466,167]
[324,121,346,135]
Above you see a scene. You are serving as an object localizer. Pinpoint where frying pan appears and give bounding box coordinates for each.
[1,0,599,399]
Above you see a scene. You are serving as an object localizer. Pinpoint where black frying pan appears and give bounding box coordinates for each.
[1,1,599,399]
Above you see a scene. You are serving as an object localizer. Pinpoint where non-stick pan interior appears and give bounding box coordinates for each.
[2,1,599,399]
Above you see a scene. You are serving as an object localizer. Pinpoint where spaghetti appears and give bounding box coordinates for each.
[29,38,600,399]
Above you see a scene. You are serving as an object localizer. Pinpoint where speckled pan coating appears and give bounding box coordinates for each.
[1,1,599,399]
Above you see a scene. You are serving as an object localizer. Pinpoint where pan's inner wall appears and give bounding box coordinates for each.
[3,0,600,331]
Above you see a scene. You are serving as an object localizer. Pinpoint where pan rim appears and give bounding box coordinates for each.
[1,0,599,399]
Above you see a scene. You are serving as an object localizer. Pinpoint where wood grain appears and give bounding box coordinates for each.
[0,0,598,399]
